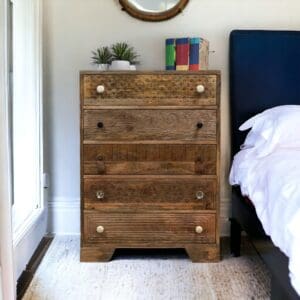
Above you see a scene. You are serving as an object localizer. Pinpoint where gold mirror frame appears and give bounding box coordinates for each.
[119,0,189,22]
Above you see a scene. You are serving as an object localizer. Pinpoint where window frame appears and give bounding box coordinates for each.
[11,0,44,246]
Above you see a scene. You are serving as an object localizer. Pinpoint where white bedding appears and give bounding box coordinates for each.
[230,147,300,295]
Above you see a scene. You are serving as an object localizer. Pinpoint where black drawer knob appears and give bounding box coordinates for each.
[96,155,103,161]
[97,122,104,128]
[197,122,203,129]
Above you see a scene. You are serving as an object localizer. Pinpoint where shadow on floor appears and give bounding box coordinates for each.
[111,237,256,261]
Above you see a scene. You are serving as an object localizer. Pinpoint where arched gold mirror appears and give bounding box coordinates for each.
[119,0,189,22]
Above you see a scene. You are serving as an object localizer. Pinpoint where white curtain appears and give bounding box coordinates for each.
[0,0,16,299]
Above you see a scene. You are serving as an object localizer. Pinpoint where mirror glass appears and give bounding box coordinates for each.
[128,0,181,13]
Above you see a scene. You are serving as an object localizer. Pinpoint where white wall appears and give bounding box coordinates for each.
[44,0,300,235]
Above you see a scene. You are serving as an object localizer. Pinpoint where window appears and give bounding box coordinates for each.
[11,0,43,243]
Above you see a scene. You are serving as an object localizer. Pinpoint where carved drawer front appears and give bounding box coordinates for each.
[83,144,217,175]
[83,177,216,210]
[83,211,216,244]
[83,109,217,142]
[82,74,217,106]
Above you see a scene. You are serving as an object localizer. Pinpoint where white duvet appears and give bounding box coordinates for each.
[230,147,300,295]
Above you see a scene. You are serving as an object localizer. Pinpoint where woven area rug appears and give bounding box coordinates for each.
[23,236,270,300]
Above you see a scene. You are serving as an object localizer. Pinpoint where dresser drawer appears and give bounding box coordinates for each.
[83,144,217,175]
[83,177,216,210]
[83,211,216,244]
[83,109,217,142]
[82,73,217,106]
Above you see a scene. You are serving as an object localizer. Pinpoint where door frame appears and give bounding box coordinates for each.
[0,0,15,298]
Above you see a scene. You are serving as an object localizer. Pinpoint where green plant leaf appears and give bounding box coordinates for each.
[91,46,113,64]
[111,42,139,64]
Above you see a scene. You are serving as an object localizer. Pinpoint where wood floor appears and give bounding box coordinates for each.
[23,236,270,300]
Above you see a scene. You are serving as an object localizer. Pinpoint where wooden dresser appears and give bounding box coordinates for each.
[80,71,220,262]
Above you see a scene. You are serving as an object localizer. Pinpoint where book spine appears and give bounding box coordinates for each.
[189,37,200,71]
[165,38,176,70]
[199,38,209,70]
[176,38,189,71]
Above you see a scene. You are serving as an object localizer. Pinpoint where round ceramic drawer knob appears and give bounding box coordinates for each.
[96,190,105,200]
[96,85,105,94]
[196,191,205,200]
[96,225,105,233]
[196,85,205,93]
[195,226,204,234]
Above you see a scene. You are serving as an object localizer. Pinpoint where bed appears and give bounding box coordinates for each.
[229,30,300,300]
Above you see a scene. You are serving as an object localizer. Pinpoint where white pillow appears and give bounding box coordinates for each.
[239,105,300,157]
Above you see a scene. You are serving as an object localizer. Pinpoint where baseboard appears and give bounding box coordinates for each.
[17,235,53,300]
[48,198,231,236]
[221,199,231,236]
[48,198,80,235]
[14,209,48,279]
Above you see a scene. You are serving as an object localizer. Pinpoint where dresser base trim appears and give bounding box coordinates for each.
[185,244,220,262]
[80,244,220,263]
[81,246,115,262]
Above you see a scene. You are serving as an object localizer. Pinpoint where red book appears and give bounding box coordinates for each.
[176,38,189,70]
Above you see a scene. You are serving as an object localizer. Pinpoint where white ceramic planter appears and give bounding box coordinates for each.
[97,64,109,71]
[110,60,131,71]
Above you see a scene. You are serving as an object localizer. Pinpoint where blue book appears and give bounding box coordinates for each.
[189,38,200,70]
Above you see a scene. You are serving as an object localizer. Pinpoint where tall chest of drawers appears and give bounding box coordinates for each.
[80,71,221,262]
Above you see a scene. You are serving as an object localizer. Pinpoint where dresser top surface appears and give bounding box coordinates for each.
[80,70,221,76]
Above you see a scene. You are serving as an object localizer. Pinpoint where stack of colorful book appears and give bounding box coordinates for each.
[165,37,209,71]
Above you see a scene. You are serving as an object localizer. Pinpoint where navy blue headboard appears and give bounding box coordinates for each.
[230,30,300,155]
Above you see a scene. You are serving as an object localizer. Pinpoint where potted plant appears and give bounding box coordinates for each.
[110,42,139,70]
[91,46,112,71]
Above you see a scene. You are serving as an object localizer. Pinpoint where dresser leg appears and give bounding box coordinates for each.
[185,244,220,262]
[80,247,115,262]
